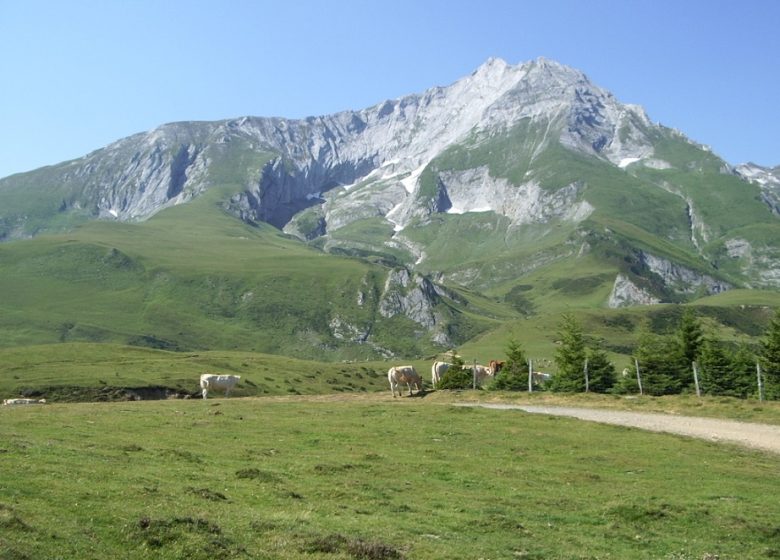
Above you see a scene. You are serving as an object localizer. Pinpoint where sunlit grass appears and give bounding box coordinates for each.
[1,397,778,559]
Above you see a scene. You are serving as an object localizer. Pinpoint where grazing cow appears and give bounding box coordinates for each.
[532,371,552,384]
[488,360,505,375]
[199,374,241,399]
[3,398,46,405]
[462,364,495,386]
[431,361,451,388]
[388,366,423,397]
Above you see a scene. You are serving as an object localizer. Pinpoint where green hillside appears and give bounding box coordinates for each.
[1,76,778,403]
[0,194,496,361]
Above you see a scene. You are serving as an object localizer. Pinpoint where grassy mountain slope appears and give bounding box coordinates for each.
[0,192,497,360]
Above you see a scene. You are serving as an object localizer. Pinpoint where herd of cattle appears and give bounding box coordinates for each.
[3,360,552,403]
[200,361,511,401]
[389,359,505,397]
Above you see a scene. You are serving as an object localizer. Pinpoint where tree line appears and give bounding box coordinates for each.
[453,308,780,400]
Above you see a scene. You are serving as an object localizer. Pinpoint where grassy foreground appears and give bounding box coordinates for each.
[1,396,779,559]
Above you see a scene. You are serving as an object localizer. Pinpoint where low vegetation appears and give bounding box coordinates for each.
[1,396,779,559]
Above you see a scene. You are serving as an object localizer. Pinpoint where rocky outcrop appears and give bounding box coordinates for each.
[639,252,731,296]
[608,274,660,308]
[735,163,780,216]
[434,167,594,226]
[379,268,452,346]
[722,238,780,289]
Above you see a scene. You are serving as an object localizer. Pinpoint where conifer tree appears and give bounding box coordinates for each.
[492,338,528,391]
[437,351,471,390]
[584,348,616,393]
[550,313,587,392]
[633,327,686,395]
[698,336,734,396]
[730,344,757,399]
[677,308,703,392]
[760,310,780,399]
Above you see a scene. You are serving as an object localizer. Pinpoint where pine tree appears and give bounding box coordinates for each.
[760,310,780,399]
[550,313,587,392]
[492,338,528,391]
[698,337,735,396]
[438,351,471,390]
[633,328,686,395]
[678,308,703,391]
[584,348,616,393]
[679,308,703,363]
[730,344,757,399]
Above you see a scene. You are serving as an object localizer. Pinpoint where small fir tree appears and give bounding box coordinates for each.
[492,338,529,391]
[760,310,780,399]
[550,313,587,392]
[633,327,686,396]
[730,344,757,399]
[698,336,735,396]
[584,348,616,393]
[678,308,704,367]
[437,351,472,390]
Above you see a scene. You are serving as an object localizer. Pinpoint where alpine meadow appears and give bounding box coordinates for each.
[1,57,780,559]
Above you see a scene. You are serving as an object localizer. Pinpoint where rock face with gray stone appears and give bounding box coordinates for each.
[608,274,661,308]
[1,56,777,309]
[0,58,659,233]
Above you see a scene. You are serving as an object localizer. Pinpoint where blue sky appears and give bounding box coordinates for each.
[1,0,778,179]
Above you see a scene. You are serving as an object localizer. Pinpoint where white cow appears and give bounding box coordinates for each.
[3,398,46,405]
[199,374,241,399]
[463,364,495,386]
[388,366,423,398]
[533,371,552,384]
[431,361,451,388]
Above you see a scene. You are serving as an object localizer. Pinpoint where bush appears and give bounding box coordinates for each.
[437,366,473,390]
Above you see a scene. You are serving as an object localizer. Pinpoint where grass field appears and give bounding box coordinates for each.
[0,343,393,401]
[1,394,779,559]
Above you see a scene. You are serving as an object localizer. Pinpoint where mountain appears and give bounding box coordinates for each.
[0,57,778,357]
[735,162,780,216]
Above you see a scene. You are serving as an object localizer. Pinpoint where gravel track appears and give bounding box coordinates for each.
[456,403,780,455]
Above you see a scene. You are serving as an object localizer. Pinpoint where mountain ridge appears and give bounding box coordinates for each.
[1,57,778,316]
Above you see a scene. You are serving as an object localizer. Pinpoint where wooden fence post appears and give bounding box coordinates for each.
[692,361,701,397]
[757,361,764,402]
[634,358,643,396]
[528,358,533,393]
[472,358,477,390]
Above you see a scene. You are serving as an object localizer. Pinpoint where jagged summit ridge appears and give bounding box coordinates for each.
[0,57,728,239]
[1,56,778,309]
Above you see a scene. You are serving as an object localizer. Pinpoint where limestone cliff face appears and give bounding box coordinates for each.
[378,268,458,346]
[736,163,780,216]
[638,252,731,296]
[0,57,658,236]
[1,56,775,304]
[608,274,660,308]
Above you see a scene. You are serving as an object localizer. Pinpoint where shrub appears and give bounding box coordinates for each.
[437,366,473,390]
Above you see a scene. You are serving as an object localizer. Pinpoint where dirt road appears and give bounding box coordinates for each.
[456,403,780,455]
